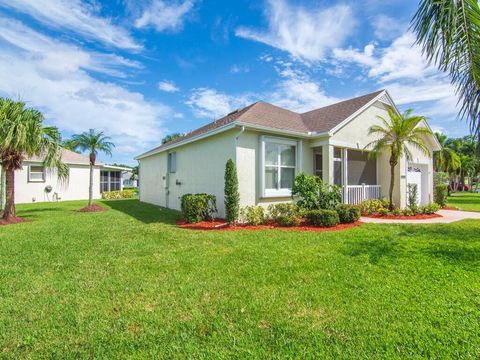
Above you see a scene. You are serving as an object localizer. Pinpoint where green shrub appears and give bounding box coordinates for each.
[240,206,265,225]
[433,172,449,187]
[360,199,385,214]
[402,208,414,216]
[267,203,298,220]
[276,214,301,227]
[378,208,389,216]
[420,202,441,214]
[392,208,402,216]
[434,184,448,207]
[407,184,419,213]
[102,190,136,199]
[180,193,217,223]
[306,209,339,227]
[336,204,360,224]
[224,159,240,224]
[291,172,322,210]
[318,182,341,210]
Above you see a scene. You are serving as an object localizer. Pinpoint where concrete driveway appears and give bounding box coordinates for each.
[361,209,480,224]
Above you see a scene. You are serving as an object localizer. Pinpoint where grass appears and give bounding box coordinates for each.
[448,191,480,212]
[1,200,480,358]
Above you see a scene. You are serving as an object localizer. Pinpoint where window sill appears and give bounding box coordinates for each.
[28,180,46,183]
[263,189,292,198]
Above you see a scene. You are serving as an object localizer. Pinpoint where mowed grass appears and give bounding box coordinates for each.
[448,191,480,211]
[1,200,480,358]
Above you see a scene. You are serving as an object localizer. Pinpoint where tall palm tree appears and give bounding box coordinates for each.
[411,0,480,137]
[0,98,68,220]
[434,132,461,173]
[365,106,432,210]
[70,129,114,207]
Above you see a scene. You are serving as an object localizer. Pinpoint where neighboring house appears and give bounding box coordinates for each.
[1,149,133,204]
[136,90,440,216]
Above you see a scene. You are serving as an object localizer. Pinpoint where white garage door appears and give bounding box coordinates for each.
[407,166,422,206]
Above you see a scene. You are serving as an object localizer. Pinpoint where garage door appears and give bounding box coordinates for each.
[407,166,422,206]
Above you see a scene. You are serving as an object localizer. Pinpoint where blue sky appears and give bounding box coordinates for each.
[0,0,468,165]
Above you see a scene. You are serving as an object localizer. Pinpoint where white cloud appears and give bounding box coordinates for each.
[135,0,194,32]
[158,80,179,92]
[235,0,355,61]
[0,0,141,50]
[372,14,407,41]
[0,18,170,160]
[230,64,250,74]
[186,88,254,119]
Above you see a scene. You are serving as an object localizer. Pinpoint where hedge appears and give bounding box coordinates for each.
[102,190,136,199]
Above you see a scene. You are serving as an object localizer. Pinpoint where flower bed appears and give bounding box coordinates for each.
[78,204,107,213]
[177,219,362,232]
[362,212,442,220]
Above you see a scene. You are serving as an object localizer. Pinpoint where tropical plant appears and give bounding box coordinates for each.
[365,106,432,210]
[411,0,480,137]
[0,98,68,220]
[62,139,80,153]
[434,132,461,172]
[161,133,184,145]
[224,159,240,224]
[291,172,322,210]
[69,129,114,207]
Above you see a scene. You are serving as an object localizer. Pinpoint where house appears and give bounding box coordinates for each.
[0,149,133,204]
[136,90,441,216]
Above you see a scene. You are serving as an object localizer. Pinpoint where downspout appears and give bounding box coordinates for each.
[234,125,245,164]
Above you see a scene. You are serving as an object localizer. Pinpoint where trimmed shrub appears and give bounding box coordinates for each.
[102,189,136,199]
[392,208,402,216]
[336,204,361,224]
[180,193,217,223]
[360,199,385,215]
[276,214,301,227]
[224,159,240,224]
[267,203,298,220]
[420,202,441,214]
[402,208,414,216]
[407,184,419,213]
[240,206,265,225]
[434,184,448,207]
[306,209,339,227]
[378,208,389,216]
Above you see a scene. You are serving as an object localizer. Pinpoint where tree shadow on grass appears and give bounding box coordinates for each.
[101,199,181,224]
[341,238,401,265]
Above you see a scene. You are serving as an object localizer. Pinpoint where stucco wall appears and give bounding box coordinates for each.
[139,129,236,216]
[14,162,100,204]
[236,130,313,210]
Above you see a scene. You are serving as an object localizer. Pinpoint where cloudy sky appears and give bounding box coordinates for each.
[0,0,468,165]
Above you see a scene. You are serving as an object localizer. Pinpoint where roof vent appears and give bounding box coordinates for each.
[227,109,239,116]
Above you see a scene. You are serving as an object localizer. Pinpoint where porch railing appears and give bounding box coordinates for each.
[344,184,381,204]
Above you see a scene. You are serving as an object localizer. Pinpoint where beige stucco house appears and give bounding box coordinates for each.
[0,149,132,205]
[136,90,441,216]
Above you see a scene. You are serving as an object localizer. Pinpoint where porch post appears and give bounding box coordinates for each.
[342,148,348,203]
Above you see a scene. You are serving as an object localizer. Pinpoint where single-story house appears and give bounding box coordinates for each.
[0,149,134,204]
[136,90,441,216]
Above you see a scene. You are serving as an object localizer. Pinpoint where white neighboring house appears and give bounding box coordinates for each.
[136,90,441,216]
[0,149,134,205]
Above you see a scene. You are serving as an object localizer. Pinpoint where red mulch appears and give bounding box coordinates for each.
[363,212,442,220]
[177,219,363,232]
[78,204,107,212]
[0,216,28,226]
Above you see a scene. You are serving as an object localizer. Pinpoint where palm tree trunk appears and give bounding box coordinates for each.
[88,164,93,207]
[3,168,15,219]
[388,156,396,211]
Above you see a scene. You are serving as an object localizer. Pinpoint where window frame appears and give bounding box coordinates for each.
[260,136,300,198]
[28,164,46,183]
[168,152,177,173]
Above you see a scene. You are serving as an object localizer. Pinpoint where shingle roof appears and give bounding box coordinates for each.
[26,148,102,165]
[139,89,385,157]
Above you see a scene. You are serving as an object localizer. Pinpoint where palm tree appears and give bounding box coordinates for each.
[70,129,114,207]
[0,98,68,220]
[434,132,461,173]
[161,133,184,145]
[411,0,480,137]
[365,106,432,210]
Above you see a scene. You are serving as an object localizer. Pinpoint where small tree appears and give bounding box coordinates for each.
[224,159,240,224]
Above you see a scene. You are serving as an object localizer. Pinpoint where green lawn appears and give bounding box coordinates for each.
[448,191,480,212]
[1,200,480,358]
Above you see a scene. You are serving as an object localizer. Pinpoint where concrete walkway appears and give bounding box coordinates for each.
[361,209,480,224]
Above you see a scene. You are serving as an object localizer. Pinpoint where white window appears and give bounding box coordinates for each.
[168,152,176,173]
[261,137,297,197]
[28,165,45,182]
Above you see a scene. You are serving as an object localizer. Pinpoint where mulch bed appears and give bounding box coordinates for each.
[177,219,363,232]
[78,204,107,213]
[363,213,442,220]
[0,216,28,226]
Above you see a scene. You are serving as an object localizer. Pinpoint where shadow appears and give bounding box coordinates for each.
[101,199,181,224]
[342,238,400,265]
[424,245,480,265]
